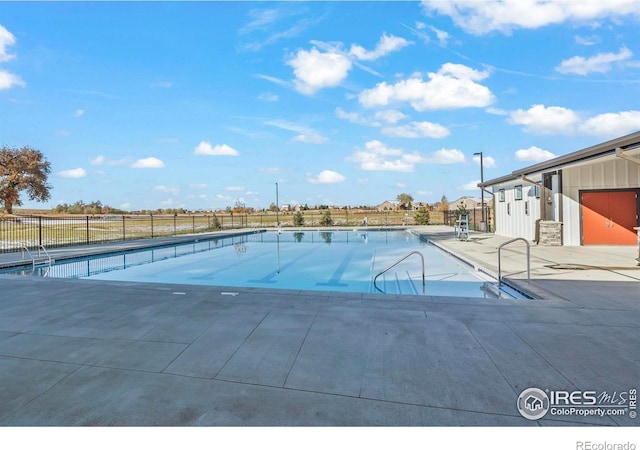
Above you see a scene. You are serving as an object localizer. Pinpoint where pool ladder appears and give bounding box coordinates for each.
[373,251,425,294]
[497,238,530,286]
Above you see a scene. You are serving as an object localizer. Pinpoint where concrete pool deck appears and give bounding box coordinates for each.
[0,226,638,426]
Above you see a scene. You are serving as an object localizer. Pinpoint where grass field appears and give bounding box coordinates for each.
[1,209,466,253]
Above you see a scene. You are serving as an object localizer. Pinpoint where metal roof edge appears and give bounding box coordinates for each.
[480,130,640,188]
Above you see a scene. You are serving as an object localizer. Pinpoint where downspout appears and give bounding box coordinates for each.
[521,175,545,244]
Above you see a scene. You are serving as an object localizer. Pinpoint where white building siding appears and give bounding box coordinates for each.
[493,181,540,241]
[562,158,640,245]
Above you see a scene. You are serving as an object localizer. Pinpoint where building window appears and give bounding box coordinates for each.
[499,189,505,202]
[515,185,523,201]
[534,185,541,199]
[525,201,529,215]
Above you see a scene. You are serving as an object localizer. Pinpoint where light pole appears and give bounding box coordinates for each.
[275,182,279,228]
[473,152,485,230]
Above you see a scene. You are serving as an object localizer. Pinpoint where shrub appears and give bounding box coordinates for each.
[319,210,333,226]
[414,207,430,225]
[293,211,305,226]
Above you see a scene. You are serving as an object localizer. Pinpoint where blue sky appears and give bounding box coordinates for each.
[2,1,640,211]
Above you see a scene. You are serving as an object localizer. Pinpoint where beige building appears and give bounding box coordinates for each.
[481,131,640,246]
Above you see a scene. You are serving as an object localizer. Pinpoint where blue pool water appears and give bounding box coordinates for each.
[3,230,522,298]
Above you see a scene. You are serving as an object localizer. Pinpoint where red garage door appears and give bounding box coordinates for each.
[581,190,639,245]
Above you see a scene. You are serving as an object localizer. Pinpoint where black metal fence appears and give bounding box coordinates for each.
[1,208,492,254]
[443,206,492,232]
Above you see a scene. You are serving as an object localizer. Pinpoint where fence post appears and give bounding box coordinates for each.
[173,214,177,235]
[38,216,43,247]
[150,214,154,238]
[192,215,195,233]
[122,215,126,240]
[86,216,90,244]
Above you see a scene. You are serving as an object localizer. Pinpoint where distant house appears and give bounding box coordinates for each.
[412,201,429,211]
[481,131,640,245]
[375,200,399,211]
[449,196,483,211]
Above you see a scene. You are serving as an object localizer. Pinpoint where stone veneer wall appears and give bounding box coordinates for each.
[538,221,563,246]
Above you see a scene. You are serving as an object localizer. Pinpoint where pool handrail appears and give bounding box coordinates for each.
[497,238,530,286]
[373,251,425,293]
[21,245,53,267]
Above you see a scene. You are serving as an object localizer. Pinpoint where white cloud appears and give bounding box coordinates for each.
[515,146,557,163]
[374,109,408,124]
[287,46,352,95]
[509,104,640,138]
[421,0,640,35]
[485,107,509,116]
[346,140,462,172]
[215,194,233,202]
[349,33,412,61]
[265,119,328,144]
[131,157,165,169]
[335,108,410,127]
[58,168,87,178]
[335,107,376,126]
[293,133,329,144]
[89,155,128,166]
[255,74,289,88]
[190,183,208,189]
[460,179,481,191]
[574,35,601,46]
[347,140,415,172]
[578,111,640,137]
[0,70,25,90]
[509,104,580,134]
[308,170,346,184]
[193,141,239,156]
[473,154,497,168]
[0,25,16,62]
[427,148,466,164]
[382,121,450,139]
[0,27,24,90]
[429,26,451,46]
[556,47,634,75]
[225,186,244,192]
[154,185,180,195]
[90,155,105,165]
[74,109,85,117]
[286,32,412,96]
[358,63,494,111]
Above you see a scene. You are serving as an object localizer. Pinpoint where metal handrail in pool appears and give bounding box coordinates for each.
[21,245,53,267]
[373,251,425,293]
[497,238,530,286]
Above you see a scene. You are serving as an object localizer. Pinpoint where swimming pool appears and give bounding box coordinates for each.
[2,230,522,298]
